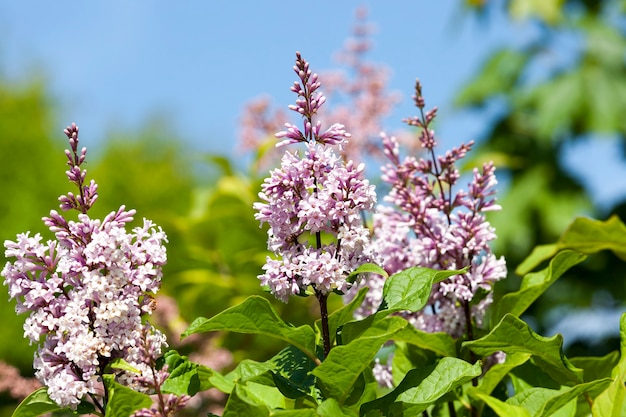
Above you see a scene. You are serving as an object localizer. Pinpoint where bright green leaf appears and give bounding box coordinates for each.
[392,325,456,358]
[312,317,406,406]
[517,216,626,275]
[382,267,467,312]
[345,263,388,283]
[103,375,152,417]
[222,382,271,417]
[471,391,532,417]
[361,357,482,416]
[161,350,232,395]
[591,313,626,416]
[464,314,583,385]
[570,351,620,383]
[11,388,66,417]
[492,250,586,323]
[183,295,317,362]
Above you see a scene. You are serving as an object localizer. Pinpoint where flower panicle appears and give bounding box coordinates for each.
[255,53,377,304]
[353,79,506,343]
[1,124,170,410]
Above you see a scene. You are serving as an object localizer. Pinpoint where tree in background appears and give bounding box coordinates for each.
[458,0,626,353]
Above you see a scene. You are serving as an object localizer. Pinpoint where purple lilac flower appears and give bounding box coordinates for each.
[1,124,169,410]
[254,53,377,303]
[351,80,507,338]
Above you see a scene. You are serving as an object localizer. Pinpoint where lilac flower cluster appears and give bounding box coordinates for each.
[353,80,507,337]
[1,124,169,410]
[254,52,377,302]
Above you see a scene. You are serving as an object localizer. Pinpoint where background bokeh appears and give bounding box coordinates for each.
[1,1,626,415]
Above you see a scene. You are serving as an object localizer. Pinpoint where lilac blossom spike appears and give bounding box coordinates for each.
[254,53,377,304]
[350,80,507,341]
[2,124,170,410]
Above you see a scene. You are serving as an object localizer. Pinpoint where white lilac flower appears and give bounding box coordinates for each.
[1,124,169,410]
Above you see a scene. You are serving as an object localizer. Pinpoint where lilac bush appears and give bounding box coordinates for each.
[5,45,626,417]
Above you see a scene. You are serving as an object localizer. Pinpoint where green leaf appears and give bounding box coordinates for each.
[161,350,232,395]
[103,375,152,417]
[222,382,271,417]
[226,359,277,383]
[570,351,620,383]
[312,316,406,406]
[470,391,532,417]
[591,313,626,416]
[271,410,318,417]
[382,267,467,312]
[345,263,388,283]
[361,357,482,416]
[464,314,583,385]
[392,325,457,358]
[492,250,586,324]
[11,388,66,417]
[477,352,532,396]
[109,358,141,374]
[270,345,317,400]
[183,295,317,362]
[508,379,611,417]
[517,216,626,275]
[316,398,354,416]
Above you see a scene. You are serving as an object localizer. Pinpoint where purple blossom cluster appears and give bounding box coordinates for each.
[254,53,377,302]
[1,124,169,410]
[352,80,507,337]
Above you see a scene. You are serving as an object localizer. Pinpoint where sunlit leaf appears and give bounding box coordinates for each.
[183,295,317,362]
[312,316,406,406]
[492,250,586,324]
[382,267,467,312]
[464,314,583,385]
[361,357,481,416]
[518,216,626,274]
[591,313,626,416]
[103,375,152,417]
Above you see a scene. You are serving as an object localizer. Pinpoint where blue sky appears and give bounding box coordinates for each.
[1,1,626,208]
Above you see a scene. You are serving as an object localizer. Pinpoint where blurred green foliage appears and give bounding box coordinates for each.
[460,0,626,352]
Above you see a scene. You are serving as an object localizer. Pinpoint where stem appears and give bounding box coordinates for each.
[447,401,457,417]
[89,392,105,416]
[462,299,480,417]
[317,290,332,358]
